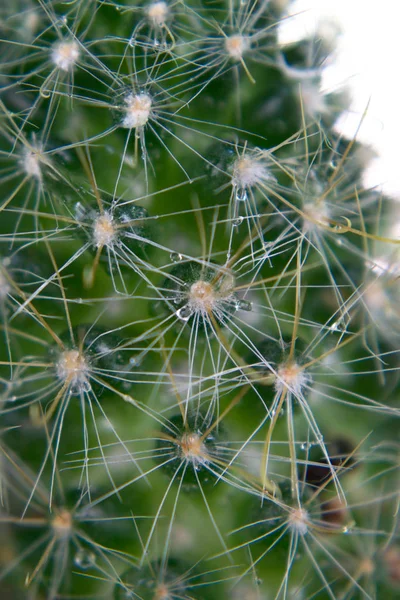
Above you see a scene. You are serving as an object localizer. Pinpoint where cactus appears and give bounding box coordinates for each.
[0,1,399,599]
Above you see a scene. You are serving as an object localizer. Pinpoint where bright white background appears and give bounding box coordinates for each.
[278,0,400,199]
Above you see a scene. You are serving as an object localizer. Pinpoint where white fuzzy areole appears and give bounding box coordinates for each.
[24,10,40,38]
[232,154,272,189]
[365,279,387,311]
[147,1,169,27]
[52,40,80,71]
[275,361,309,396]
[288,507,309,535]
[22,148,43,179]
[57,349,90,392]
[179,431,208,468]
[302,200,330,232]
[93,212,116,248]
[225,34,250,60]
[122,92,152,129]
[300,81,328,118]
[188,280,216,314]
[52,509,73,539]
[154,582,172,599]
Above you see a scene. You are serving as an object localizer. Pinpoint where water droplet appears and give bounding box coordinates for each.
[342,525,351,534]
[59,15,67,26]
[74,549,96,569]
[342,519,355,534]
[176,305,193,321]
[129,355,141,367]
[8,395,17,403]
[232,216,244,227]
[254,576,263,586]
[170,251,183,263]
[331,217,351,234]
[329,321,339,332]
[235,188,248,202]
[237,299,252,311]
[300,442,313,451]
[82,381,92,393]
